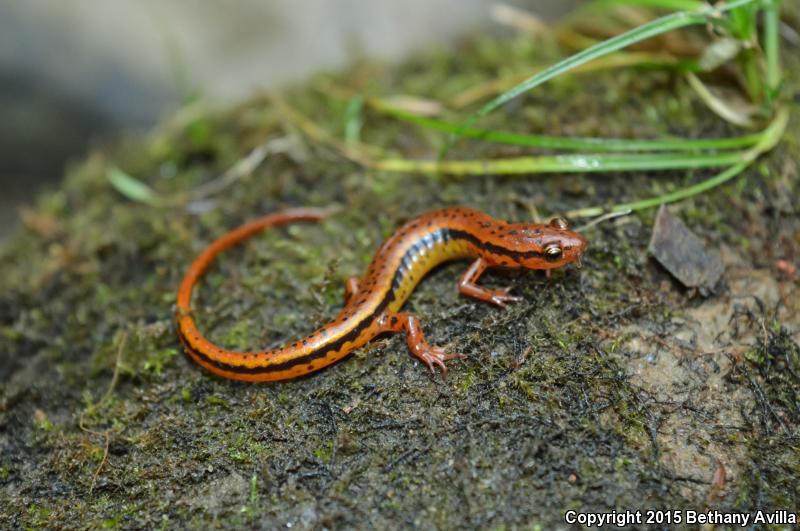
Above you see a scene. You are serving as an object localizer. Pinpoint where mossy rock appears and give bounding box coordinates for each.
[1,26,799,529]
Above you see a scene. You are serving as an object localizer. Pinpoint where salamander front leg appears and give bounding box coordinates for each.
[344,276,361,305]
[458,258,522,308]
[379,312,465,376]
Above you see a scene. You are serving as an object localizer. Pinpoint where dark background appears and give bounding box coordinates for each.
[0,0,578,241]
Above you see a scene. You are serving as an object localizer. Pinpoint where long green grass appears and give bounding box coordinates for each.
[452,0,761,140]
[109,0,787,220]
[566,106,788,217]
[375,103,764,153]
[376,0,787,219]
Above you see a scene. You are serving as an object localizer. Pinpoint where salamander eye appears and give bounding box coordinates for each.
[549,218,568,230]
[544,243,563,260]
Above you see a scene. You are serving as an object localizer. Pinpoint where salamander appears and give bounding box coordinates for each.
[176,207,586,381]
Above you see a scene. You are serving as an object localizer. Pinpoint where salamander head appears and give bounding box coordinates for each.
[496,217,586,270]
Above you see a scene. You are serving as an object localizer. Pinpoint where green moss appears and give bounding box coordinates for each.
[33,411,54,432]
[313,440,333,462]
[143,348,179,376]
[26,503,53,527]
[206,395,230,408]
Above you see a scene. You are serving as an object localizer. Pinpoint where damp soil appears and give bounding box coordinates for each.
[1,28,799,530]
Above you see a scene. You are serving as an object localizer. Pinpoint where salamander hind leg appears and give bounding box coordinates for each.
[458,258,522,308]
[379,312,466,377]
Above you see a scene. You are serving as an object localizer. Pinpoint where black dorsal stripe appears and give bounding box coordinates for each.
[446,229,543,261]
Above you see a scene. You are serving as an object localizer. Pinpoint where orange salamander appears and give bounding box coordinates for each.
[176,207,586,381]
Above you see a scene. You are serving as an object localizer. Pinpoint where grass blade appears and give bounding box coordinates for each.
[374,150,745,175]
[446,0,758,156]
[447,51,683,109]
[566,106,788,217]
[762,0,783,104]
[343,95,365,145]
[107,167,158,205]
[378,102,762,152]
